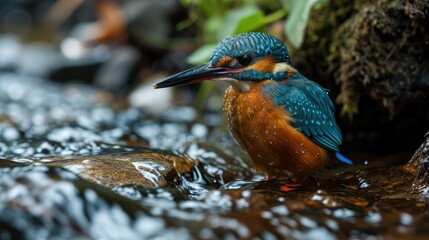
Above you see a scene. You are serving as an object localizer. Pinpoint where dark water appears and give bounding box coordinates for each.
[1,73,428,239]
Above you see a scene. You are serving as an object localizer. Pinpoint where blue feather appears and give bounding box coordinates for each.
[335,152,353,165]
[210,32,293,66]
[263,73,343,152]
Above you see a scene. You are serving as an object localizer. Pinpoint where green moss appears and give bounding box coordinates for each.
[295,0,429,119]
[331,0,429,117]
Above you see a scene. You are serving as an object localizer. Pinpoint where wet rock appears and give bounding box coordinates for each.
[43,150,196,189]
[404,136,429,194]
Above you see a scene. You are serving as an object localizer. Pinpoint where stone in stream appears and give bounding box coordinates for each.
[43,150,197,189]
[403,135,429,194]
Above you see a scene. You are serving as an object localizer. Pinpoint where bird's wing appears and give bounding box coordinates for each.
[263,74,342,152]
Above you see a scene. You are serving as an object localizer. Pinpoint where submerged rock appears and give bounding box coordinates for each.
[44,150,196,189]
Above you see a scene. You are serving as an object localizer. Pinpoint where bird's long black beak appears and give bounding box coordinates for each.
[153,63,228,89]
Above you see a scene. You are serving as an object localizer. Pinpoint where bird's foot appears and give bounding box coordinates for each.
[279,183,301,192]
[263,175,302,192]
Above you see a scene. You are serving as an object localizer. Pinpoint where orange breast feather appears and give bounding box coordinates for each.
[223,81,328,182]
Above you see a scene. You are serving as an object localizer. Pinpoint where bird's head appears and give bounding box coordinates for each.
[153,32,297,92]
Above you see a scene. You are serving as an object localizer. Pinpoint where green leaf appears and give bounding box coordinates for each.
[186,44,217,65]
[204,17,223,43]
[219,6,265,40]
[285,0,319,48]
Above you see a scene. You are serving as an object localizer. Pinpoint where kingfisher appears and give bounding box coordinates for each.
[154,32,349,183]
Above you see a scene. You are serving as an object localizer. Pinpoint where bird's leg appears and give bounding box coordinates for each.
[263,175,302,192]
[279,183,301,192]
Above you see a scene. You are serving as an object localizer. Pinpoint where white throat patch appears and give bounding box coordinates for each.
[273,62,297,74]
[216,78,252,92]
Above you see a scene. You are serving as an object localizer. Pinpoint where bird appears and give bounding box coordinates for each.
[153,32,349,183]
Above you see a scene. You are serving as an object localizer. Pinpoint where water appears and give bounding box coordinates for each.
[0,72,429,239]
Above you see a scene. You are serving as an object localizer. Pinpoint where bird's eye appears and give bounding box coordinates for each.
[236,54,253,67]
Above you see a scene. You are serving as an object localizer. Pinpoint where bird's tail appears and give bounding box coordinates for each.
[335,152,353,165]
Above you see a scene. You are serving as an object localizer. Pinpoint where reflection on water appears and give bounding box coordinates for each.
[0,73,429,239]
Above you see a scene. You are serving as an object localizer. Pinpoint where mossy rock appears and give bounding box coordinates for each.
[332,0,429,118]
[293,0,429,154]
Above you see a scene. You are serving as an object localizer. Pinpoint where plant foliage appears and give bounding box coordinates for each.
[180,0,325,64]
